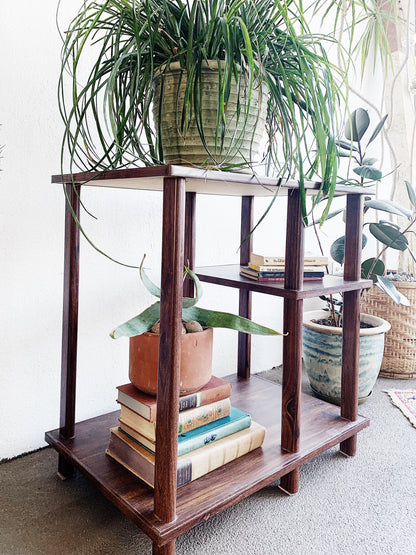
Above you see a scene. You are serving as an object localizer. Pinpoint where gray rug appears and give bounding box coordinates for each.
[1,369,416,555]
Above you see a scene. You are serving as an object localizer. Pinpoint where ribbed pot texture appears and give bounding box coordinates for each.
[129,327,213,396]
[153,60,268,170]
[302,310,391,405]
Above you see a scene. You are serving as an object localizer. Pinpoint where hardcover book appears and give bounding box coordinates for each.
[248,263,327,273]
[106,421,266,488]
[119,398,231,441]
[250,253,328,266]
[240,267,324,280]
[116,375,232,422]
[119,406,251,456]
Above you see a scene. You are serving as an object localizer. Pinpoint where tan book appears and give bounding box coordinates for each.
[116,375,232,422]
[106,421,266,488]
[248,263,326,273]
[119,397,231,441]
[250,253,328,266]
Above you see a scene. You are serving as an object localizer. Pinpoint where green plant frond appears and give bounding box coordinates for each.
[182,306,281,335]
[110,301,161,338]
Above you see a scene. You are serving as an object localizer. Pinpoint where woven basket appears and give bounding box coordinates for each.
[361,282,416,379]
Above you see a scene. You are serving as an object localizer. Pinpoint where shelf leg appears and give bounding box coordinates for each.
[280,190,304,495]
[183,191,196,298]
[279,469,299,495]
[58,183,81,478]
[238,196,253,378]
[340,194,364,456]
[153,540,175,555]
[154,177,186,524]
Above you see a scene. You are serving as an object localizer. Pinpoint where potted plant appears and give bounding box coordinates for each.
[59,0,346,224]
[111,257,281,394]
[303,108,416,403]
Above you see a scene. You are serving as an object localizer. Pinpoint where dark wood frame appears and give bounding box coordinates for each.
[46,166,371,554]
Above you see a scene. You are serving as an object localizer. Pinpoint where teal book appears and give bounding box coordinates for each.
[177,407,251,456]
[119,406,251,457]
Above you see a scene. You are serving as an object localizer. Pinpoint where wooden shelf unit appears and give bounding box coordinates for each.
[47,166,371,554]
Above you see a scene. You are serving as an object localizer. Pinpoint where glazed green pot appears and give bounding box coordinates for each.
[153,60,268,170]
[302,309,391,405]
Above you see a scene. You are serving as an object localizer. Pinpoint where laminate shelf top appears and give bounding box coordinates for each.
[196,265,373,299]
[45,374,369,546]
[52,165,372,197]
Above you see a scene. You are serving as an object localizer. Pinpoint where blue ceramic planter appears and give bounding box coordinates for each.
[302,310,391,405]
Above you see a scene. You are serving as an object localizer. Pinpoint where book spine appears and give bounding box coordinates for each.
[178,398,231,434]
[251,255,327,266]
[178,414,251,456]
[176,422,266,486]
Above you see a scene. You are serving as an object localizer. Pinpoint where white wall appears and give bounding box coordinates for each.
[0,1,288,460]
[1,1,388,460]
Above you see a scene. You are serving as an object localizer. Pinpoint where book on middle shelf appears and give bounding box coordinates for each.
[240,265,325,281]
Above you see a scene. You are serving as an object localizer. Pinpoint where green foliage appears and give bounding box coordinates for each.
[59,0,345,223]
[325,108,416,306]
[110,258,281,338]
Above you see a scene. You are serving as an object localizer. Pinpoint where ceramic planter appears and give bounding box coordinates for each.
[153,60,268,170]
[129,327,213,395]
[302,310,391,405]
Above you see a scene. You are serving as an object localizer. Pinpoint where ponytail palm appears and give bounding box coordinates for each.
[59,0,343,221]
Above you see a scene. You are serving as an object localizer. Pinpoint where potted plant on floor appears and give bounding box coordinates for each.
[59,0,347,225]
[303,108,416,404]
[111,257,281,395]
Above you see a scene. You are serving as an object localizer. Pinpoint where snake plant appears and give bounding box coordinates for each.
[110,258,281,338]
[59,0,346,223]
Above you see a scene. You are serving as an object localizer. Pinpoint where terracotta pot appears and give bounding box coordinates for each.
[129,327,213,395]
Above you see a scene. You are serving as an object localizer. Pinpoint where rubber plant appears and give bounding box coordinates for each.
[318,108,416,325]
[59,0,345,225]
[110,257,281,338]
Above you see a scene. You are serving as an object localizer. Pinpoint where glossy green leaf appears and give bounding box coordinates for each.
[369,223,408,250]
[405,181,416,209]
[361,257,385,282]
[364,199,413,219]
[330,234,367,265]
[336,139,359,152]
[353,166,383,181]
[376,276,410,306]
[367,114,388,145]
[362,157,378,166]
[345,108,370,142]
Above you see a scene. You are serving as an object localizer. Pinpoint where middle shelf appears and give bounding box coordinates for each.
[196,265,373,299]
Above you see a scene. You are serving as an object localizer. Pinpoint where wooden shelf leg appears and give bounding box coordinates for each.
[183,191,196,298]
[58,183,81,478]
[340,194,364,456]
[238,196,253,379]
[154,177,186,526]
[153,541,175,555]
[279,468,299,495]
[279,190,305,495]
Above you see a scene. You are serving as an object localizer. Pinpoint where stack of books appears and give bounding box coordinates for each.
[106,375,266,488]
[240,253,328,282]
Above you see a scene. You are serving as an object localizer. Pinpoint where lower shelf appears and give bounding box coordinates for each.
[45,374,369,546]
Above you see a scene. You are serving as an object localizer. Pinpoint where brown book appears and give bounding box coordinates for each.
[119,398,231,441]
[116,375,232,422]
[106,422,266,488]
